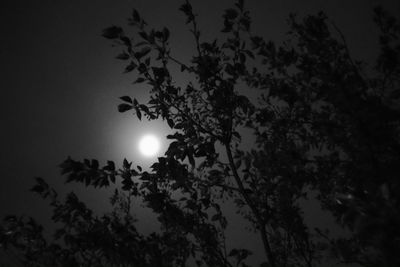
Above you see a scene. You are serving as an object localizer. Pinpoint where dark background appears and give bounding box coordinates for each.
[1,0,399,265]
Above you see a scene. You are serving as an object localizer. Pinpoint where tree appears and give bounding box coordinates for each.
[1,1,399,266]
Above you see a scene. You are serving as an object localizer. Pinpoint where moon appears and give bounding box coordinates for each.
[138,134,160,157]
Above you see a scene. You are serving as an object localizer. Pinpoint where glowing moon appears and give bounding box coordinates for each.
[138,134,160,157]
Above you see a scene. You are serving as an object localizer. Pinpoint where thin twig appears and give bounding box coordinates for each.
[329,20,370,93]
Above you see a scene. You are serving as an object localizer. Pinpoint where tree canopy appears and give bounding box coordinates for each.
[1,1,400,266]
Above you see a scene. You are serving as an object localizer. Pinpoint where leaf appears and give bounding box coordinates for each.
[118,103,132,112]
[166,86,177,95]
[229,249,239,257]
[116,52,130,60]
[134,77,146,83]
[91,159,99,169]
[135,41,148,47]
[179,3,193,17]
[244,50,255,59]
[163,27,170,40]
[106,160,115,171]
[239,16,251,31]
[123,158,131,169]
[102,26,123,39]
[120,36,131,47]
[224,9,238,20]
[122,177,133,191]
[132,9,141,23]
[167,118,174,128]
[235,159,242,169]
[124,61,137,73]
[188,152,195,167]
[152,67,166,79]
[145,57,151,66]
[222,20,233,33]
[135,47,151,59]
[120,96,133,103]
[109,174,116,183]
[139,104,149,113]
[139,31,148,41]
[135,107,142,120]
[235,0,244,11]
[232,131,241,141]
[31,184,44,193]
[138,63,147,73]
[155,30,164,39]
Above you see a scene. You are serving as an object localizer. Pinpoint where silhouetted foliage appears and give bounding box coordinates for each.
[1,1,400,266]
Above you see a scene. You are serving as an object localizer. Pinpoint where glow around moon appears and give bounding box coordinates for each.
[138,134,160,157]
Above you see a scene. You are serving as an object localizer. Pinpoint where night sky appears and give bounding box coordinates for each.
[1,0,399,265]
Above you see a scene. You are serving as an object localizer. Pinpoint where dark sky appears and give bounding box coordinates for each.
[0,0,399,265]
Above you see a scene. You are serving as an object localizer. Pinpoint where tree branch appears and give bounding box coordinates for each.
[225,144,276,267]
[185,0,202,58]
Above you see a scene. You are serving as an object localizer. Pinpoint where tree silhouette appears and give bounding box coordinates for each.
[1,1,399,266]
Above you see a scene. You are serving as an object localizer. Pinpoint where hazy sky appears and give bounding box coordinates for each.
[0,0,399,265]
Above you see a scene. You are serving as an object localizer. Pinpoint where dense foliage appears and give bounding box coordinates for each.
[1,1,399,266]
